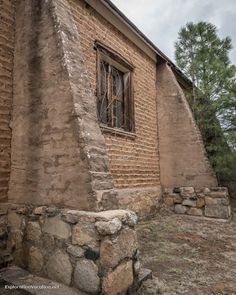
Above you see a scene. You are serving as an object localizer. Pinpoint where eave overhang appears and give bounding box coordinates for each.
[85,0,193,88]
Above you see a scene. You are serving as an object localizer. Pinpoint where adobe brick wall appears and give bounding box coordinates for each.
[1,0,218,214]
[68,0,161,190]
[0,0,15,202]
[157,63,217,188]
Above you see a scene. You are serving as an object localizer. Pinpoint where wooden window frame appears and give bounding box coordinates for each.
[95,41,135,134]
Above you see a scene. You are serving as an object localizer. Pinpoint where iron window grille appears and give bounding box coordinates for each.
[96,42,135,133]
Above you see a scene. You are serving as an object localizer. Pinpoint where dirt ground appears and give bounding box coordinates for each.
[137,202,236,295]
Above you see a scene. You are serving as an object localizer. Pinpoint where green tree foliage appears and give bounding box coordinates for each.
[175,22,236,183]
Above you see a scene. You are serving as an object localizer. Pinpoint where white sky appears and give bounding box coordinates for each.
[112,0,236,65]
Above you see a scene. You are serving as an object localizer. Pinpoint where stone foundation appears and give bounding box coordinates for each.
[163,187,231,219]
[0,204,139,294]
[116,186,162,219]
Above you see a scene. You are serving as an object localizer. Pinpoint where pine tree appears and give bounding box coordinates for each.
[175,22,236,185]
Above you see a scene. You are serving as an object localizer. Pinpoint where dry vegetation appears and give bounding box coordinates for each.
[137,203,236,295]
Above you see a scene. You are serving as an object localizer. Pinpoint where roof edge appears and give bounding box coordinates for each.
[85,0,193,87]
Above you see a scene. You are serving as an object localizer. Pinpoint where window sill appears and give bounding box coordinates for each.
[100,124,136,139]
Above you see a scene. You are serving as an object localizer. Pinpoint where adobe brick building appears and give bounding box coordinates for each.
[0,0,217,217]
[1,0,232,294]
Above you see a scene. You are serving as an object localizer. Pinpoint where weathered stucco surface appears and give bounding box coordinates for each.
[8,0,115,210]
[157,63,217,188]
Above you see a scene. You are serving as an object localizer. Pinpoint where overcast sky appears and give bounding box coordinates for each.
[112,0,236,65]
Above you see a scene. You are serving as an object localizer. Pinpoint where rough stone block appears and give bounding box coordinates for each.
[205,197,218,205]
[33,206,47,215]
[196,198,205,208]
[203,187,211,194]
[46,250,72,285]
[209,191,228,198]
[103,260,133,295]
[62,209,134,224]
[205,205,230,219]
[28,246,44,273]
[187,208,203,216]
[91,172,114,190]
[180,187,195,197]
[74,259,100,294]
[124,211,138,227]
[26,221,42,241]
[116,188,161,218]
[95,217,122,235]
[205,197,230,206]
[208,188,228,198]
[174,204,187,214]
[182,199,196,207]
[100,228,137,268]
[96,189,119,211]
[67,245,84,258]
[42,216,71,239]
[72,223,98,247]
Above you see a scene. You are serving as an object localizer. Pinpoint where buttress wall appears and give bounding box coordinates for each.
[8,0,115,210]
[157,63,217,188]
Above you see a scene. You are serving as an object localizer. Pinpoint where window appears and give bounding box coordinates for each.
[96,42,134,133]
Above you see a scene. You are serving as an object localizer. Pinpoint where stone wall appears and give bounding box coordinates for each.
[0,0,15,202]
[157,63,217,188]
[1,204,139,294]
[116,186,162,219]
[164,187,231,219]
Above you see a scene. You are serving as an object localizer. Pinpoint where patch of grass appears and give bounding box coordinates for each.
[163,224,176,232]
[148,223,156,232]
[147,223,159,240]
[156,287,165,295]
[158,254,176,262]
[169,267,183,275]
